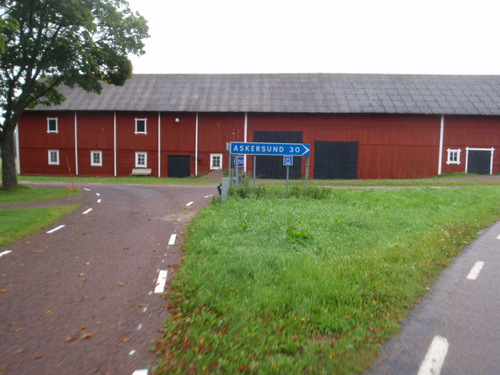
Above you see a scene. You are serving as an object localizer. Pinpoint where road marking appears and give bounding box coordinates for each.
[418,336,449,375]
[84,188,91,191]
[466,261,485,280]
[0,250,12,258]
[97,199,101,203]
[168,234,177,245]
[154,270,168,294]
[204,194,213,198]
[82,208,93,215]
[47,225,65,234]
[186,201,194,206]
[129,349,136,355]
[96,193,100,197]
[133,370,148,375]
[497,234,500,240]
[137,324,143,330]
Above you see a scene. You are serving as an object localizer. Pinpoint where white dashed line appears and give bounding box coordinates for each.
[137,323,143,330]
[418,336,449,375]
[186,201,194,207]
[129,349,136,356]
[84,188,91,191]
[133,369,148,375]
[496,234,500,240]
[154,270,168,294]
[47,225,65,234]
[96,193,100,197]
[204,194,213,198]
[0,250,12,258]
[466,261,485,280]
[168,234,177,246]
[82,208,93,215]
[97,199,101,203]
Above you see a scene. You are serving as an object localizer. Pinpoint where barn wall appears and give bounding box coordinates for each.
[18,110,500,179]
[247,113,441,179]
[198,113,245,173]
[77,112,115,176]
[441,116,500,174]
[18,111,76,175]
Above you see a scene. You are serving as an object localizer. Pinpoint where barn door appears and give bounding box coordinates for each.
[168,155,190,177]
[314,141,358,179]
[466,148,494,174]
[253,131,303,179]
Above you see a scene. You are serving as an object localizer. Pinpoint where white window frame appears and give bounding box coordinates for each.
[48,150,59,165]
[210,153,223,170]
[134,118,147,135]
[446,148,461,165]
[135,152,147,168]
[47,117,58,133]
[91,150,102,167]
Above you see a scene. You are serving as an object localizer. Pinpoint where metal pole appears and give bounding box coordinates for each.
[253,155,256,190]
[286,165,290,199]
[305,156,309,197]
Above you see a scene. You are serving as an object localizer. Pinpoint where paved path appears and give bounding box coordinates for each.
[366,220,500,375]
[0,183,216,374]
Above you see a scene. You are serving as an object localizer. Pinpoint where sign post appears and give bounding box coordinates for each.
[228,142,311,197]
[283,156,293,199]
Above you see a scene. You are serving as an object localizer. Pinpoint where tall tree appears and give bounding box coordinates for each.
[0,0,148,189]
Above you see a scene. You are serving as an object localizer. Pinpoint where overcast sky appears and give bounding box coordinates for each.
[126,0,500,75]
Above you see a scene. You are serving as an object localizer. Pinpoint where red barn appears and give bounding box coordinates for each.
[16,74,500,179]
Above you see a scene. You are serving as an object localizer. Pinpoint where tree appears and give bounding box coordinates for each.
[0,0,149,189]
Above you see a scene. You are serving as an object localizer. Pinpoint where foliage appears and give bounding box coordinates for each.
[0,0,149,188]
[154,187,500,374]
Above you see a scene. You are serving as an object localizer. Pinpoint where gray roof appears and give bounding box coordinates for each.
[34,73,500,116]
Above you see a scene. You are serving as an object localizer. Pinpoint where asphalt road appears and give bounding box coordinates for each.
[366,220,500,375]
[0,183,216,375]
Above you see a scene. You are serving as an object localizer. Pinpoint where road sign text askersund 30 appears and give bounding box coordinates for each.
[229,142,310,156]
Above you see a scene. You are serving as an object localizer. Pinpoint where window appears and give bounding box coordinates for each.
[135,152,147,168]
[210,154,223,170]
[47,118,58,133]
[91,151,102,166]
[48,150,59,165]
[135,118,147,134]
[446,148,461,165]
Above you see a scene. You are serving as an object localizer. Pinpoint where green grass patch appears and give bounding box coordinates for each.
[0,205,79,246]
[154,187,500,374]
[0,185,80,203]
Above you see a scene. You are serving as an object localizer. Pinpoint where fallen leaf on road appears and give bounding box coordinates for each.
[120,337,129,344]
[0,289,7,293]
[82,333,93,339]
[34,354,44,360]
[84,262,91,266]
[78,273,85,277]
[119,282,126,286]
[65,334,78,343]
[44,310,53,315]
[13,349,24,354]
[79,326,87,331]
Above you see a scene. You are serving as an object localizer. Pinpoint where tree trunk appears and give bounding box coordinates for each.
[1,130,18,189]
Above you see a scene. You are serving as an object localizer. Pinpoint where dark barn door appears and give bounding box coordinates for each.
[253,131,303,179]
[467,150,492,174]
[314,141,358,179]
[168,155,190,177]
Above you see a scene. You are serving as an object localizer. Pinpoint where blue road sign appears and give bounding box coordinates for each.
[233,156,244,167]
[283,156,294,166]
[229,142,310,156]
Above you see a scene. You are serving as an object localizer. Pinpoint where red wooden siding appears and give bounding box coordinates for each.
[18,111,76,175]
[198,113,245,173]
[247,113,441,179]
[441,116,500,174]
[17,110,500,179]
[77,112,114,176]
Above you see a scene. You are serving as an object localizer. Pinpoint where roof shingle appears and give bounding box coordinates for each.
[34,73,500,116]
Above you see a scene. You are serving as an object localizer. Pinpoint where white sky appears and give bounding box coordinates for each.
[126,0,500,75]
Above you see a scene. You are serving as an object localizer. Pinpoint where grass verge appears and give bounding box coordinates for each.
[153,186,500,374]
[0,205,79,246]
[0,185,80,203]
